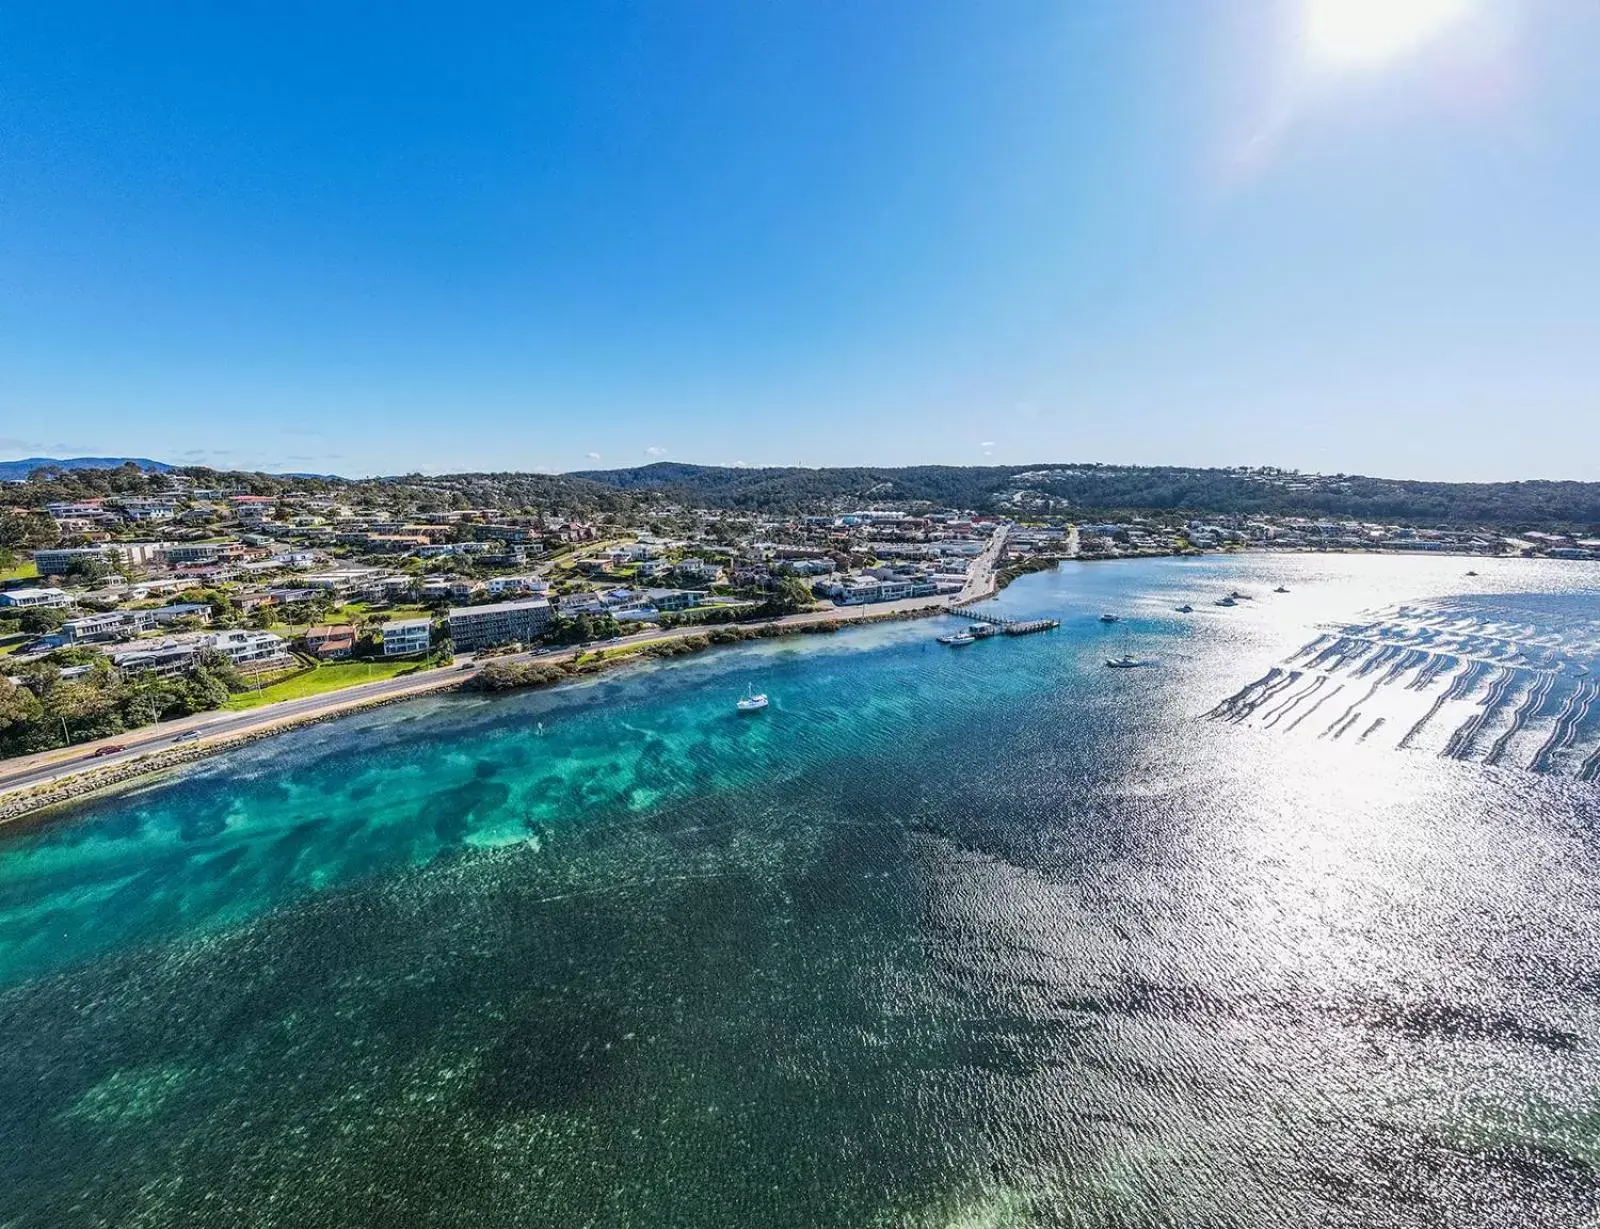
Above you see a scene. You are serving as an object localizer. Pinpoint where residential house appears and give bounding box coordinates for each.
[62,610,157,642]
[486,575,549,596]
[640,588,703,612]
[305,625,357,660]
[0,586,73,609]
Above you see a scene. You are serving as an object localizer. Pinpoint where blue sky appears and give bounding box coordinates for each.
[2,1,1596,480]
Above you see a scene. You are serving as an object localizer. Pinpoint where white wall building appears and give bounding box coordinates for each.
[382,618,432,657]
[0,587,73,609]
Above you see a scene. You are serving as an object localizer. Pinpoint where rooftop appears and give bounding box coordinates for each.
[447,597,552,619]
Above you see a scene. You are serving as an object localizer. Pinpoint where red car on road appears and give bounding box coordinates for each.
[91,744,127,758]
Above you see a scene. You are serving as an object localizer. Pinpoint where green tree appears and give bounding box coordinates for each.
[767,577,817,614]
[0,676,43,737]
[60,555,113,583]
[0,511,59,551]
[18,607,69,635]
[192,647,244,693]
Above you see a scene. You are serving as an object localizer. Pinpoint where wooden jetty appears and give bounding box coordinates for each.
[949,607,1060,635]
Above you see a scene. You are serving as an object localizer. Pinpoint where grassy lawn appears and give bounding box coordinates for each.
[224,659,429,710]
[1,561,38,583]
[368,603,434,620]
[576,636,671,664]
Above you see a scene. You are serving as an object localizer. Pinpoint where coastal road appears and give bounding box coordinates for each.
[0,523,1012,804]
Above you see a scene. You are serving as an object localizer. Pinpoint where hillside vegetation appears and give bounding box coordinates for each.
[6,457,1599,531]
[571,462,1600,529]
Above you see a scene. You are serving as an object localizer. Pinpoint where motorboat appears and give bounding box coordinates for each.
[1230,590,1253,600]
[1099,613,1120,623]
[938,631,976,646]
[736,686,769,713]
[1466,570,1479,577]
[1175,604,1193,613]
[1273,586,1290,594]
[1105,654,1143,669]
[1214,596,1237,607]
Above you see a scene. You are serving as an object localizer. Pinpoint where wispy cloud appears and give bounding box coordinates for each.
[586,451,602,460]
[644,445,669,458]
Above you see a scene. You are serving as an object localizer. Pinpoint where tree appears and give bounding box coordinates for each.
[192,647,244,693]
[0,511,58,551]
[0,677,43,736]
[18,607,68,634]
[61,555,113,583]
[767,577,817,614]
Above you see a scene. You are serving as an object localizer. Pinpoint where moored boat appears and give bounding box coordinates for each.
[736,686,769,712]
[938,631,976,646]
[1099,613,1120,623]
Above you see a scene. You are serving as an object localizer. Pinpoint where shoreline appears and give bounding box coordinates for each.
[0,540,1536,826]
[0,598,976,828]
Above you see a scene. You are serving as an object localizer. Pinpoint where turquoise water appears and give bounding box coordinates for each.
[3,556,1600,1226]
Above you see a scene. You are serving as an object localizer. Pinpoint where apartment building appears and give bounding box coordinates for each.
[381,617,432,657]
[33,546,114,575]
[446,597,552,651]
[109,630,289,677]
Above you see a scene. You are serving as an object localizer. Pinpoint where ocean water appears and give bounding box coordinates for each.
[3,554,1600,1227]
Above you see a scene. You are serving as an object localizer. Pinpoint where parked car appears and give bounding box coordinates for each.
[91,744,127,758]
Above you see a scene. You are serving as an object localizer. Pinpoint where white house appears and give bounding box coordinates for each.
[0,587,73,609]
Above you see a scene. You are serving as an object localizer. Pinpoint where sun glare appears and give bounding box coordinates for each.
[1304,0,1468,65]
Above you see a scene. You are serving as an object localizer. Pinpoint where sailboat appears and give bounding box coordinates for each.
[736,685,769,713]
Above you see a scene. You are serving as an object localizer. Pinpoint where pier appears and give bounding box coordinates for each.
[949,607,1060,635]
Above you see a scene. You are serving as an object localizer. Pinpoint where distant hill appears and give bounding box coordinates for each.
[569,461,1600,530]
[0,456,172,481]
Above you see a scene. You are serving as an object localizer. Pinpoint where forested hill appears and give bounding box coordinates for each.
[569,462,1600,530]
[0,456,171,481]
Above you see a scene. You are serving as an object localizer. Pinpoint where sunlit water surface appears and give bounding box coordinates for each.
[3,555,1600,1227]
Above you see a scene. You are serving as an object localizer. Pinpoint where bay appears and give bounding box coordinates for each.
[2,554,1599,1227]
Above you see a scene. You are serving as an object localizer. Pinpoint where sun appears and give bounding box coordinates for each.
[1304,0,1468,66]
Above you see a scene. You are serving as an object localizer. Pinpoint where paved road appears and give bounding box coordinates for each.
[0,524,1011,802]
